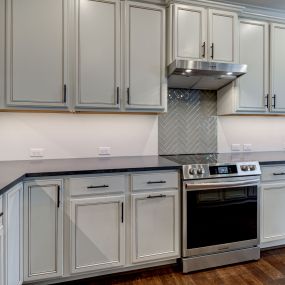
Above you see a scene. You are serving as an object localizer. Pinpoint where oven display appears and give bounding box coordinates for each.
[209,165,238,175]
[218,166,228,174]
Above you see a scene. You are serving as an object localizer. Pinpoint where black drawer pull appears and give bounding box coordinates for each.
[147,181,166,185]
[147,194,167,199]
[87,185,109,189]
[273,173,285,176]
[0,213,3,217]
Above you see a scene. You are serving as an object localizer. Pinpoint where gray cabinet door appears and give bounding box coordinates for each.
[24,180,63,282]
[208,9,238,63]
[5,184,23,285]
[5,0,68,107]
[172,4,207,62]
[70,195,125,274]
[0,196,3,285]
[270,23,285,113]
[125,2,166,111]
[238,19,269,113]
[75,0,121,109]
[131,190,179,263]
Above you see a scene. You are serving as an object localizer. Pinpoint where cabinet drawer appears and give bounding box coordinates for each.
[131,172,178,191]
[69,175,126,196]
[261,165,285,182]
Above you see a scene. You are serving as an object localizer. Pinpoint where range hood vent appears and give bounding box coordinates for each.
[167,60,247,91]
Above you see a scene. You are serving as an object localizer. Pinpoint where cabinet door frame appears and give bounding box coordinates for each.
[4,184,23,285]
[172,4,207,61]
[236,19,269,113]
[208,9,238,63]
[131,190,179,264]
[270,23,285,113]
[5,0,69,108]
[23,179,63,282]
[70,195,125,274]
[0,205,4,285]
[124,1,166,111]
[261,182,285,243]
[74,0,121,110]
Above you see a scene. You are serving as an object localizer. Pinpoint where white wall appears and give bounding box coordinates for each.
[0,113,158,161]
[218,116,285,152]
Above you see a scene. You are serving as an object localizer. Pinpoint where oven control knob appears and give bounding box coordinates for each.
[249,165,256,171]
[189,168,197,175]
[241,165,249,171]
[197,168,205,175]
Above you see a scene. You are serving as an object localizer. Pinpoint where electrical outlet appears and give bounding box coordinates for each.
[243,144,252,152]
[30,148,44,158]
[98,147,111,156]
[231,144,241,152]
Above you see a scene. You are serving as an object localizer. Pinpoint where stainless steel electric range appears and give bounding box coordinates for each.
[164,154,261,273]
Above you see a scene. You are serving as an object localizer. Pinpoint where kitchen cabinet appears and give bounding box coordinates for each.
[5,0,68,108]
[4,184,23,285]
[23,180,63,282]
[218,20,285,115]
[69,175,126,274]
[218,19,269,114]
[70,196,125,274]
[75,0,121,109]
[124,2,166,111]
[270,23,285,113]
[261,165,285,247]
[0,197,4,285]
[237,20,269,113]
[261,183,285,243]
[131,190,179,263]
[131,171,179,264]
[168,4,238,64]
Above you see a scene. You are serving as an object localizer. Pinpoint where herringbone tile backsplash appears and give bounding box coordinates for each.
[158,89,217,155]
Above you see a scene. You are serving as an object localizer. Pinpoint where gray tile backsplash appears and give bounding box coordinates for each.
[158,89,217,155]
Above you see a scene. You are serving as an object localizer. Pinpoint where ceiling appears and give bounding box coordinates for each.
[215,0,285,10]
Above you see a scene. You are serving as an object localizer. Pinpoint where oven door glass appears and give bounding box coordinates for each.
[187,186,257,249]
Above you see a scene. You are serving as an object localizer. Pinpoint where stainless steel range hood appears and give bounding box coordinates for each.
[167,60,247,91]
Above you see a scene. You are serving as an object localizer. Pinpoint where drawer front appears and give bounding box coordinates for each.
[262,165,285,182]
[69,175,126,196]
[132,171,179,191]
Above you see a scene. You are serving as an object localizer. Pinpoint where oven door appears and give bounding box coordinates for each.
[183,176,260,258]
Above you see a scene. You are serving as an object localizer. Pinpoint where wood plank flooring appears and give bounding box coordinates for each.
[66,248,285,285]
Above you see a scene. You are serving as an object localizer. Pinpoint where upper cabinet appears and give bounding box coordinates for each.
[2,0,166,112]
[75,0,121,109]
[217,20,285,115]
[237,20,269,113]
[5,0,68,108]
[270,23,285,113]
[168,4,238,64]
[208,9,238,63]
[124,2,166,111]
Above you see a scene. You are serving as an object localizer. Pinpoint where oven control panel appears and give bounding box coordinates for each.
[183,162,261,180]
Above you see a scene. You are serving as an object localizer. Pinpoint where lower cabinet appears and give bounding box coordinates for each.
[70,195,125,274]
[23,180,63,282]
[0,197,4,285]
[5,184,23,285]
[261,182,285,243]
[131,190,179,263]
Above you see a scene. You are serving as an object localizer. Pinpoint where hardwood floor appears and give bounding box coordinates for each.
[66,248,285,285]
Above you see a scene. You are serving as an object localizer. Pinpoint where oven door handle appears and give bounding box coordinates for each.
[185,179,260,191]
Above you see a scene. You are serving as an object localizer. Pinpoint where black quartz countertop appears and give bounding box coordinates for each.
[2,151,285,196]
[163,151,285,166]
[0,156,180,195]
